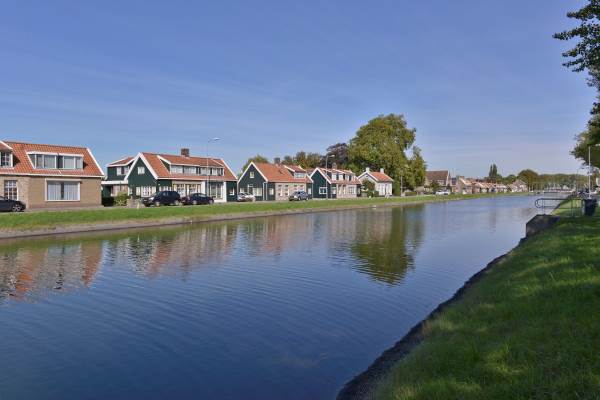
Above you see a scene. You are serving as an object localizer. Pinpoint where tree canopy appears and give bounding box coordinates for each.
[241,155,268,172]
[517,169,540,189]
[324,143,349,169]
[348,114,425,191]
[487,164,500,183]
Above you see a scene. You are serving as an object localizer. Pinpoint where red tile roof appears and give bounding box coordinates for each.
[0,141,12,151]
[107,156,134,166]
[142,152,237,181]
[316,168,361,184]
[283,164,307,173]
[0,141,103,177]
[360,170,394,183]
[426,170,450,182]
[254,162,312,183]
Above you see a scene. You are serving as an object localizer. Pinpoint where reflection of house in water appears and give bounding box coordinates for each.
[349,206,425,285]
[237,215,315,256]
[102,222,239,278]
[0,241,103,303]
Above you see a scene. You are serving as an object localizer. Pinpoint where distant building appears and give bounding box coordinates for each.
[310,166,361,199]
[238,161,313,201]
[425,170,451,187]
[358,167,394,196]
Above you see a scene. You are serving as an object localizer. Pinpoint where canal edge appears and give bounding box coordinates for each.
[336,213,557,400]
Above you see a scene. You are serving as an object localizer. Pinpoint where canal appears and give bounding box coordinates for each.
[0,196,535,399]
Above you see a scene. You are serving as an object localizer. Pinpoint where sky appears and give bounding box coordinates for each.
[0,0,595,176]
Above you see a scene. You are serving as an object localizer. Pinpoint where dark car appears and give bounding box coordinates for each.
[142,191,181,207]
[182,193,214,205]
[0,196,26,212]
[289,191,310,201]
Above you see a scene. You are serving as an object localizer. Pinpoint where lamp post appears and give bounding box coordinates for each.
[206,137,220,197]
[324,154,333,199]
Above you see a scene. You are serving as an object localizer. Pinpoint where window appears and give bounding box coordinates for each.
[184,166,197,175]
[208,182,223,199]
[200,167,208,175]
[171,165,183,174]
[253,187,262,197]
[332,186,337,195]
[277,185,283,197]
[284,185,290,196]
[58,155,83,170]
[174,184,186,195]
[229,188,235,196]
[269,188,274,196]
[319,187,327,195]
[0,152,12,167]
[140,186,154,197]
[246,184,253,194]
[46,181,80,201]
[137,166,146,174]
[249,171,255,178]
[294,172,305,178]
[159,186,171,192]
[349,186,356,195]
[307,187,312,195]
[4,180,17,200]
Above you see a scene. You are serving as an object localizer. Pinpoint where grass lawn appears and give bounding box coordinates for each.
[0,193,519,231]
[374,215,600,399]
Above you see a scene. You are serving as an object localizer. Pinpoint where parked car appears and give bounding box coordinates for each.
[0,197,26,212]
[237,192,255,202]
[289,191,310,201]
[182,193,214,205]
[435,189,451,196]
[142,191,181,207]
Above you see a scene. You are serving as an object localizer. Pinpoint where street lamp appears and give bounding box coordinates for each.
[324,154,334,199]
[206,137,220,196]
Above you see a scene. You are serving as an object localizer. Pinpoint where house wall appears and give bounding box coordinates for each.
[127,158,158,196]
[274,183,308,200]
[0,176,102,209]
[238,164,267,201]
[311,170,333,199]
[335,184,359,198]
[226,181,237,202]
[376,182,393,196]
[106,165,129,181]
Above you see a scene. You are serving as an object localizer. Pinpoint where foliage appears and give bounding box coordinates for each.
[114,192,129,207]
[429,180,440,193]
[376,216,600,399]
[348,114,425,190]
[517,169,539,189]
[361,180,378,197]
[278,151,322,168]
[572,115,600,167]
[487,164,500,183]
[324,143,349,169]
[280,155,294,165]
[241,155,268,172]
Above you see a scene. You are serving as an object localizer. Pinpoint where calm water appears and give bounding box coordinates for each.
[0,196,535,400]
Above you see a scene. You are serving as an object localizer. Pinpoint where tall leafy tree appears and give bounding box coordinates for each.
[280,155,294,165]
[487,164,500,183]
[517,169,539,190]
[241,155,268,172]
[325,142,349,169]
[348,114,425,190]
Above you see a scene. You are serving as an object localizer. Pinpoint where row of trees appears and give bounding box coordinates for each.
[242,114,427,192]
[485,164,588,190]
[555,2,600,168]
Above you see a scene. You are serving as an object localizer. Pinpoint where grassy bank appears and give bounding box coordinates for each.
[0,193,522,232]
[373,216,600,399]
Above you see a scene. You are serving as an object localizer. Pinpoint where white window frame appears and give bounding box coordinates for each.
[319,187,327,195]
[269,188,274,196]
[249,171,255,178]
[45,180,81,202]
[3,180,17,200]
[137,166,146,175]
[0,152,13,168]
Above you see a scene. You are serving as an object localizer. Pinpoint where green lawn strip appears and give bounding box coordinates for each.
[0,193,524,231]
[375,216,600,400]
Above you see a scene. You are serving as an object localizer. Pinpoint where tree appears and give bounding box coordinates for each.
[324,143,349,169]
[241,155,268,172]
[572,115,600,167]
[280,155,294,165]
[487,164,500,183]
[303,152,322,168]
[517,169,539,190]
[348,114,425,191]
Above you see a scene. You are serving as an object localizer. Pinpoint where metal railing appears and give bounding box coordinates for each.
[535,195,581,217]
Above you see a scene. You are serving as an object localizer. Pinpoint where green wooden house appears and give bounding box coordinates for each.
[102,148,237,202]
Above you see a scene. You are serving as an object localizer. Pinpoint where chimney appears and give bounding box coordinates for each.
[181,148,190,157]
[380,168,384,173]
[365,167,370,172]
[274,157,281,165]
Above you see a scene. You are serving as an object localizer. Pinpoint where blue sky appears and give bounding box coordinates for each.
[0,0,595,176]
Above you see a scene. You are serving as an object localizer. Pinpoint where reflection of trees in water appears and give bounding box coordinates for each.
[0,222,239,303]
[0,240,103,303]
[350,206,425,285]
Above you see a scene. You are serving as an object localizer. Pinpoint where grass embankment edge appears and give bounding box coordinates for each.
[338,215,600,399]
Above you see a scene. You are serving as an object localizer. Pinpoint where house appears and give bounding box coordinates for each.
[237,161,313,201]
[102,148,238,202]
[453,176,473,194]
[0,140,104,209]
[309,166,361,199]
[358,167,394,196]
[425,170,451,188]
[512,179,528,192]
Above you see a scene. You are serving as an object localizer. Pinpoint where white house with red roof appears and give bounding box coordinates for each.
[0,140,104,209]
[358,167,394,196]
[102,148,238,202]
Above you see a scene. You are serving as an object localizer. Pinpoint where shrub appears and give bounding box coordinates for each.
[114,192,129,207]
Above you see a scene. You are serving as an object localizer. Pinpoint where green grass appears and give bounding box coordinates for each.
[375,216,600,400]
[0,193,521,231]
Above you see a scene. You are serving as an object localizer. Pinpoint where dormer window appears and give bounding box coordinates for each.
[116,166,129,176]
[28,153,83,170]
[0,152,12,167]
[294,172,306,179]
